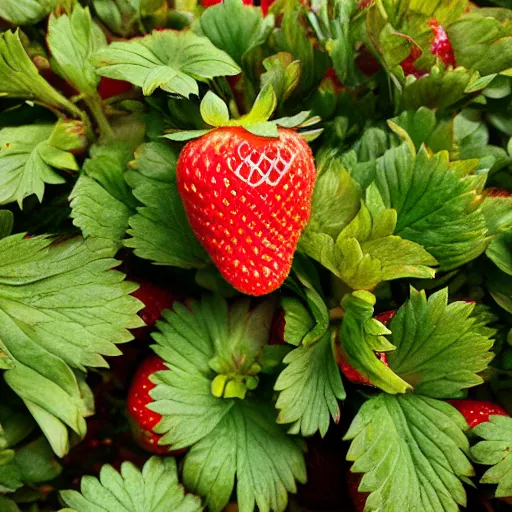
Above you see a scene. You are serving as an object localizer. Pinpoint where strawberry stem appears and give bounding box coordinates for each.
[84,93,114,140]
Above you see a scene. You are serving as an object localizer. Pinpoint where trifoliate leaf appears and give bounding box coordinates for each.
[448,9,512,76]
[0,211,13,240]
[339,290,412,394]
[344,394,473,512]
[47,6,107,96]
[124,142,209,268]
[387,287,495,398]
[149,295,306,512]
[0,121,82,208]
[261,53,301,105]
[0,0,56,25]
[0,235,143,455]
[200,0,274,66]
[93,30,240,97]
[0,30,81,118]
[60,456,202,512]
[374,143,488,271]
[300,193,437,291]
[274,329,345,437]
[70,142,138,248]
[472,415,512,498]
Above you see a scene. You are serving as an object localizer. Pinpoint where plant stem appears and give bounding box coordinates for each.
[84,93,114,140]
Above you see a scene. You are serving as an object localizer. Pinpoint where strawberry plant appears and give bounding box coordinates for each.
[2,0,512,511]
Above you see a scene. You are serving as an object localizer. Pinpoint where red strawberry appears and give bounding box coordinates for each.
[176,127,316,296]
[356,46,381,77]
[447,399,508,429]
[485,187,511,198]
[98,77,133,100]
[131,279,177,339]
[346,470,369,512]
[401,19,455,78]
[337,310,396,386]
[127,355,184,455]
[268,309,286,345]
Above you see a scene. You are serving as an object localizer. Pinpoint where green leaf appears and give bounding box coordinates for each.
[0,0,56,24]
[61,456,202,512]
[0,211,14,240]
[124,142,209,268]
[399,67,484,113]
[0,31,81,118]
[48,6,107,96]
[304,159,361,240]
[0,121,82,208]
[472,415,512,498]
[243,121,279,138]
[182,401,305,512]
[200,92,230,127]
[448,9,512,76]
[375,144,488,271]
[387,287,495,398]
[274,330,345,437]
[260,52,301,105]
[93,30,240,97]
[149,295,306,512]
[301,193,437,290]
[163,129,212,142]
[237,83,277,124]
[482,194,512,236]
[339,290,412,394]
[487,264,512,314]
[92,0,140,38]
[0,235,143,455]
[344,394,473,511]
[388,107,454,153]
[70,142,138,248]
[200,0,274,65]
[488,231,512,276]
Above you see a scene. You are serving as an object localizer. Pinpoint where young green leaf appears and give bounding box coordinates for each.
[339,290,412,394]
[387,287,495,398]
[0,0,56,25]
[472,415,512,498]
[124,142,209,268]
[0,235,143,455]
[0,31,81,118]
[261,52,301,105]
[47,6,107,96]
[149,295,306,512]
[300,195,437,291]
[61,456,202,512]
[70,142,138,247]
[344,394,473,511]
[200,0,274,65]
[200,91,230,127]
[274,330,345,437]
[93,30,240,97]
[374,143,488,271]
[0,121,82,208]
[92,0,141,37]
[448,9,512,76]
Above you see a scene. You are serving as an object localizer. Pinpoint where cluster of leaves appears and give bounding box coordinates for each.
[1,0,512,511]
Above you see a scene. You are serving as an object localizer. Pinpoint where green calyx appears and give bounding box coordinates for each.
[211,373,260,400]
[163,83,322,141]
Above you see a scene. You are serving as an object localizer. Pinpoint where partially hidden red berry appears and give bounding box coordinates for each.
[485,187,511,198]
[429,19,456,68]
[97,77,133,100]
[346,470,368,512]
[127,355,184,455]
[176,127,317,296]
[447,399,508,429]
[268,309,286,346]
[131,279,177,339]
